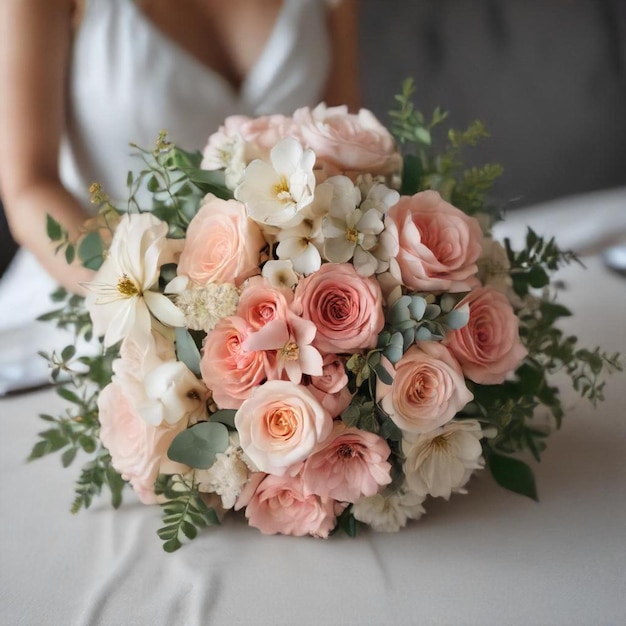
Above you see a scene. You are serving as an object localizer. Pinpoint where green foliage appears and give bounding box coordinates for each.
[486,451,538,501]
[388,78,503,223]
[167,422,230,469]
[154,474,220,552]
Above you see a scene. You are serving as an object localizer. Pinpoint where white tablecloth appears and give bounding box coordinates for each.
[1,190,625,625]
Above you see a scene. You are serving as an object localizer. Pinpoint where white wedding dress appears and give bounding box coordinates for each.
[0,0,332,394]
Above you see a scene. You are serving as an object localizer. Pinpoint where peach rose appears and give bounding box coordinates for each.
[244,473,337,537]
[293,263,384,354]
[177,194,265,287]
[306,354,353,418]
[293,103,401,177]
[236,276,293,330]
[237,114,295,161]
[387,190,483,292]
[98,381,187,504]
[302,422,392,503]
[378,341,473,434]
[234,380,333,476]
[200,316,269,409]
[443,286,527,384]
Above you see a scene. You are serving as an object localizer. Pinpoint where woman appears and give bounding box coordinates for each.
[0,0,360,393]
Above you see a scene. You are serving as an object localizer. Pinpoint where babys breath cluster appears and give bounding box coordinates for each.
[175,282,240,332]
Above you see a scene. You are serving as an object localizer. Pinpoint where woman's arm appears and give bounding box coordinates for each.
[324,0,361,111]
[0,0,94,294]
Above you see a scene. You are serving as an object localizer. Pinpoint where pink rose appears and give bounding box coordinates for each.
[244,473,337,537]
[302,422,392,503]
[236,276,293,330]
[293,263,384,354]
[177,194,265,287]
[293,104,401,177]
[387,190,483,292]
[443,286,527,384]
[200,316,269,409]
[234,380,333,476]
[378,342,473,434]
[98,381,187,504]
[307,354,353,418]
[237,114,294,161]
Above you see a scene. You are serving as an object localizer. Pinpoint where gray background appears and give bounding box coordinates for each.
[359,0,626,208]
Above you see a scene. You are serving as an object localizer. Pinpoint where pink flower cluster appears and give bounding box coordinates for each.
[93,103,528,538]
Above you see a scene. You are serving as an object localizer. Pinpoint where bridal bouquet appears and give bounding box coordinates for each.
[33,80,620,551]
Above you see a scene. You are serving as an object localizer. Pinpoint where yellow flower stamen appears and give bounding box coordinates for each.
[281,341,300,361]
[273,175,292,203]
[117,274,139,297]
[345,227,359,243]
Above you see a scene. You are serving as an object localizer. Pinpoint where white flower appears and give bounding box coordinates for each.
[322,176,399,276]
[276,218,323,275]
[352,487,426,532]
[85,213,185,347]
[234,137,316,228]
[174,282,240,332]
[140,361,208,426]
[196,434,251,509]
[402,420,485,499]
[262,260,299,289]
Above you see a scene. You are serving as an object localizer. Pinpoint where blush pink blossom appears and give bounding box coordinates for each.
[302,422,392,503]
[443,286,528,384]
[244,473,337,537]
[386,190,483,292]
[293,263,384,354]
[177,194,266,287]
[98,381,187,504]
[378,342,473,434]
[200,316,268,409]
[234,380,333,476]
[236,276,293,330]
[293,104,401,178]
[307,354,353,418]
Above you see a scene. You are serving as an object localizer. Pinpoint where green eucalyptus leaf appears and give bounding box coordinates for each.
[415,326,432,341]
[167,422,229,469]
[400,154,423,195]
[409,296,427,320]
[175,328,202,377]
[445,307,470,330]
[210,409,237,429]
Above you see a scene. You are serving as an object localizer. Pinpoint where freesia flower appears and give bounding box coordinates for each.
[235,136,316,228]
[275,217,323,275]
[85,212,185,347]
[402,420,484,499]
[242,315,324,384]
[261,260,299,290]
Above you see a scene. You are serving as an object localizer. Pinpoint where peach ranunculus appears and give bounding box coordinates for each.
[293,103,401,178]
[293,262,384,354]
[236,276,294,330]
[378,341,473,434]
[306,354,353,418]
[443,286,528,384]
[98,380,188,504]
[244,473,338,537]
[302,422,392,503]
[176,194,266,287]
[234,380,333,476]
[200,316,269,409]
[386,190,484,293]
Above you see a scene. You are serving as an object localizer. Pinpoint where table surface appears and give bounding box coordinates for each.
[1,191,625,626]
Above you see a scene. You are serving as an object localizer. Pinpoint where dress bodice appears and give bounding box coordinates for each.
[60,0,332,209]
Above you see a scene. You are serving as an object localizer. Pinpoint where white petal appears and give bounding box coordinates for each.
[144,291,185,328]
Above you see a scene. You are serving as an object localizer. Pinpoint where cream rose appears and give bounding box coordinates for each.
[293,103,401,177]
[378,341,473,434]
[293,262,384,354]
[443,286,528,384]
[386,190,483,292]
[177,194,265,287]
[234,380,333,476]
